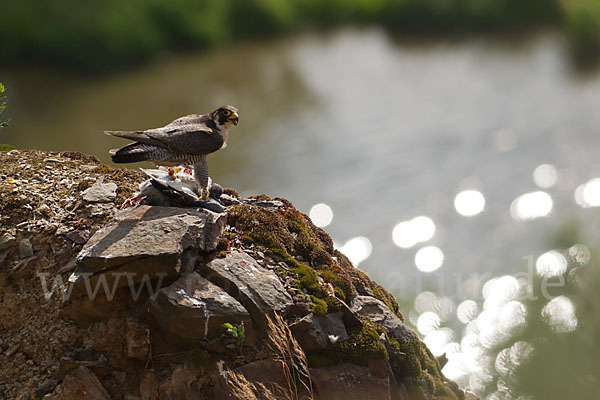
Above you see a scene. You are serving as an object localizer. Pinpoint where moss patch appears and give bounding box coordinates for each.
[227,203,402,319]
[306,318,388,368]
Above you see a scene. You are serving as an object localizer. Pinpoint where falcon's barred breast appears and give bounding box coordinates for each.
[105,105,239,199]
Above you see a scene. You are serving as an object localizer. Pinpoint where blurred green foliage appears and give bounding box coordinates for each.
[563,0,600,65]
[0,0,598,71]
[482,219,600,400]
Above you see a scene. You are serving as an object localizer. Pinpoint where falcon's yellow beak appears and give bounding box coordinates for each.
[228,112,239,126]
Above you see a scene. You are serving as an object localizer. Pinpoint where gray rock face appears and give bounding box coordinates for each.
[310,363,392,400]
[68,206,226,298]
[19,238,34,259]
[82,179,117,203]
[201,250,293,328]
[351,296,416,343]
[49,366,111,400]
[0,232,16,251]
[290,312,349,352]
[148,273,251,344]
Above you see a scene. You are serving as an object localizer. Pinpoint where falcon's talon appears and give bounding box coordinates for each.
[121,194,145,209]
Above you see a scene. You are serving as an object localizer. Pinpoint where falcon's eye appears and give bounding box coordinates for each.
[222,109,231,117]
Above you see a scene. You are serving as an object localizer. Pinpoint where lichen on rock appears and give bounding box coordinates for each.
[0,150,468,400]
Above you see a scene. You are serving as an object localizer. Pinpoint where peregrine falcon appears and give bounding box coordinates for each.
[105,105,239,199]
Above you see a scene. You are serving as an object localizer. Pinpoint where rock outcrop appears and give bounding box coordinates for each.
[0,150,467,400]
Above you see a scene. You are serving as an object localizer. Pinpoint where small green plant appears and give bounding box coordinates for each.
[0,83,8,130]
[223,322,245,353]
[0,82,14,151]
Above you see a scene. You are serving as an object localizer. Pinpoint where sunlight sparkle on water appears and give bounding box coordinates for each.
[499,301,527,333]
[417,311,441,334]
[454,190,486,216]
[575,178,600,207]
[568,244,591,265]
[536,250,568,277]
[414,246,444,272]
[392,216,436,248]
[509,341,534,366]
[414,291,438,314]
[309,203,333,227]
[338,236,372,266]
[541,295,577,333]
[424,328,455,357]
[533,164,557,188]
[457,300,479,324]
[510,191,553,221]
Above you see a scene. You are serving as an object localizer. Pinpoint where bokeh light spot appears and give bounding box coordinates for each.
[575,178,600,207]
[392,216,435,248]
[457,300,479,324]
[309,203,333,227]
[536,250,567,277]
[417,311,441,335]
[454,190,486,216]
[424,328,455,357]
[541,296,577,333]
[533,164,558,188]
[415,246,444,272]
[414,291,438,314]
[338,236,372,267]
[510,191,553,220]
[568,244,591,265]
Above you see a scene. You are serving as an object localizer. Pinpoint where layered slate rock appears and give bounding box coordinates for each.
[68,206,226,298]
[289,312,349,352]
[148,272,252,344]
[46,366,110,400]
[310,363,393,400]
[352,295,416,343]
[81,178,117,203]
[200,250,293,328]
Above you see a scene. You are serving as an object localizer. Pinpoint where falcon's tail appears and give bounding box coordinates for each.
[104,130,144,141]
[110,142,160,164]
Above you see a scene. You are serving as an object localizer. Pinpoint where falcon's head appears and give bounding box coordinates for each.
[212,105,239,128]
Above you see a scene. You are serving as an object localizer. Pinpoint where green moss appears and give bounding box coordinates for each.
[392,336,444,384]
[227,203,398,320]
[433,378,458,399]
[241,234,255,245]
[320,269,352,302]
[228,204,342,314]
[304,321,389,368]
[333,319,387,366]
[310,295,328,316]
[216,236,230,253]
[373,285,399,314]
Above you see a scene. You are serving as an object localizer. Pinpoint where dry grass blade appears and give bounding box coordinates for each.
[226,369,259,400]
[266,313,314,400]
[226,369,282,400]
